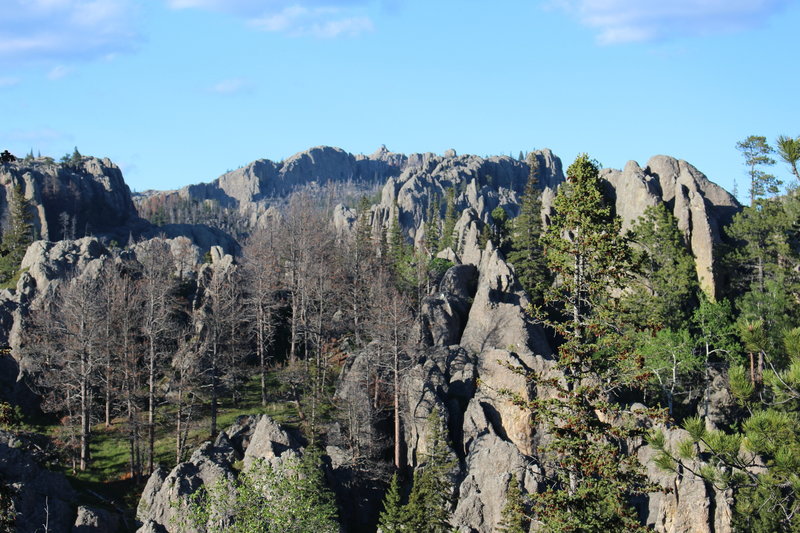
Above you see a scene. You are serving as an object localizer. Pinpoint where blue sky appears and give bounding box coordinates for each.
[1,0,798,198]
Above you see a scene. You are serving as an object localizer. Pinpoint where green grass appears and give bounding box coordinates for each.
[33,369,303,525]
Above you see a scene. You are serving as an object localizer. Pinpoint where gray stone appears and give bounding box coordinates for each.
[72,505,120,532]
[0,157,139,241]
[638,427,732,533]
[460,243,551,357]
[452,396,541,532]
[242,415,301,469]
[0,430,78,533]
[601,155,740,297]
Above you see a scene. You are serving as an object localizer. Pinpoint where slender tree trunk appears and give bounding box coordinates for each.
[258,305,267,407]
[148,337,156,474]
[175,375,183,464]
[394,359,401,470]
[80,364,90,471]
[211,344,219,438]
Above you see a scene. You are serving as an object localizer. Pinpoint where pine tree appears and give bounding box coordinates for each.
[490,205,510,252]
[650,326,800,531]
[378,473,405,533]
[776,135,800,181]
[0,183,34,284]
[70,146,82,166]
[622,204,699,329]
[497,473,529,533]
[423,192,442,255]
[403,411,456,532]
[723,197,798,359]
[387,205,415,292]
[737,135,781,205]
[508,153,550,304]
[522,153,654,532]
[439,188,457,251]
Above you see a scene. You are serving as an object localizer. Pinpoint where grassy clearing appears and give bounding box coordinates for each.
[37,369,302,522]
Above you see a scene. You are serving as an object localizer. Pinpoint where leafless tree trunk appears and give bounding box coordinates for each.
[242,228,282,407]
[196,257,245,438]
[137,238,177,474]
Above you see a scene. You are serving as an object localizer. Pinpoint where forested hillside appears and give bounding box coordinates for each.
[0,139,798,532]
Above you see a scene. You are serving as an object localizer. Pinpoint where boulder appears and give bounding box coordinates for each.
[135,433,237,532]
[0,430,78,533]
[0,157,139,241]
[242,415,301,469]
[72,505,120,532]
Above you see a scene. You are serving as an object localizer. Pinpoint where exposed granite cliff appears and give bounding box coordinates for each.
[0,157,141,241]
[602,156,740,297]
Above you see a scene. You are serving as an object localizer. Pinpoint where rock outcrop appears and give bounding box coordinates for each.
[0,157,141,241]
[601,156,740,297]
[0,429,122,532]
[136,415,304,533]
[179,146,405,209]
[638,427,733,533]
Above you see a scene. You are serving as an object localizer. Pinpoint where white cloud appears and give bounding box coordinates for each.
[0,77,21,89]
[549,0,791,44]
[0,0,140,62]
[47,65,73,80]
[208,78,254,94]
[169,0,375,38]
[249,5,373,37]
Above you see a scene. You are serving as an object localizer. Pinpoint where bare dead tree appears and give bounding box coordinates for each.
[369,267,415,469]
[27,272,105,471]
[136,238,178,474]
[241,227,283,407]
[195,258,245,438]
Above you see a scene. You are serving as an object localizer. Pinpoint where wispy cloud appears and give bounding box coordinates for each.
[0,77,21,89]
[249,5,373,37]
[549,0,791,44]
[168,0,375,38]
[47,65,73,80]
[0,0,140,63]
[208,78,254,95]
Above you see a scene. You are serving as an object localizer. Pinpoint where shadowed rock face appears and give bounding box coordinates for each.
[0,430,122,532]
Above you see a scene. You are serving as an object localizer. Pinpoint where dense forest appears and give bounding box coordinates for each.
[0,137,799,532]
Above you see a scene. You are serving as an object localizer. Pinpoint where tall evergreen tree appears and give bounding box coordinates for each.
[508,153,550,304]
[387,204,415,292]
[423,192,442,255]
[439,188,457,251]
[403,412,456,532]
[490,205,511,253]
[523,154,654,532]
[0,183,34,284]
[378,473,405,533]
[723,197,798,361]
[737,135,781,204]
